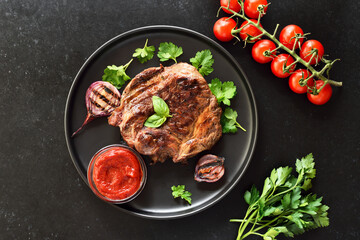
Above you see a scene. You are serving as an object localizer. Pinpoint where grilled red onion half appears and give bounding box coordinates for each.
[71,81,121,137]
[194,154,225,183]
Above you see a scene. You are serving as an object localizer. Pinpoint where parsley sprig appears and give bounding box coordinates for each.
[208,78,246,133]
[209,78,237,106]
[133,39,155,63]
[221,107,246,133]
[171,185,192,204]
[157,42,183,63]
[102,59,133,89]
[190,49,214,76]
[230,154,329,240]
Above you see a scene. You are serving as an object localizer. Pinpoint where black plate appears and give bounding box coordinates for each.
[64,25,258,219]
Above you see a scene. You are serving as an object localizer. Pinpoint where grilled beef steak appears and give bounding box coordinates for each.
[108,62,222,163]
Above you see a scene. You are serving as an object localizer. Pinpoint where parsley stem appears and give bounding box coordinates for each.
[237,210,258,240]
[144,38,149,48]
[237,206,254,239]
[236,121,246,132]
[241,214,284,239]
[231,219,272,226]
[242,232,264,238]
[249,210,260,234]
[123,58,133,70]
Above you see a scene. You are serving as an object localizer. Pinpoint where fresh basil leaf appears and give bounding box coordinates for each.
[152,96,171,117]
[144,114,167,128]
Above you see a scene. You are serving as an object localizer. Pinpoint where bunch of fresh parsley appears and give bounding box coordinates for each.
[230,153,329,240]
[208,78,245,133]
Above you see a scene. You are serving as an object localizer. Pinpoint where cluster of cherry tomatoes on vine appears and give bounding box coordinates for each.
[213,0,334,105]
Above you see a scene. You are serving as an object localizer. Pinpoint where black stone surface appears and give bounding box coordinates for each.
[1,0,359,239]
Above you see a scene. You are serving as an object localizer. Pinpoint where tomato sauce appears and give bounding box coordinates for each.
[91,147,143,200]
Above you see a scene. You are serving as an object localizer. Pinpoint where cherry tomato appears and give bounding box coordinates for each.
[288,69,314,94]
[279,25,304,50]
[251,39,276,64]
[239,19,263,42]
[213,17,237,42]
[244,0,268,19]
[300,40,324,65]
[220,0,241,14]
[271,54,296,78]
[307,80,332,105]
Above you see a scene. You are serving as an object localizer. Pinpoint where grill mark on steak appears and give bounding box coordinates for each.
[108,62,222,163]
[128,65,164,90]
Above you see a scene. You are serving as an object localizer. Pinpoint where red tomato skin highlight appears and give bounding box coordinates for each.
[239,19,263,42]
[279,25,304,50]
[213,17,237,42]
[220,0,241,14]
[300,40,325,65]
[251,39,276,64]
[307,80,332,105]
[244,0,268,19]
[271,54,296,78]
[289,69,314,94]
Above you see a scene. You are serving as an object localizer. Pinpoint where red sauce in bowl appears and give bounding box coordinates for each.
[87,145,146,203]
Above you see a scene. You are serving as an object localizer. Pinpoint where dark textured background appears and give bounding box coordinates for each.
[1,0,359,239]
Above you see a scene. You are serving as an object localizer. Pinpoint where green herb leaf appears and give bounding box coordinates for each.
[102,59,133,89]
[244,185,260,205]
[190,49,214,76]
[144,96,172,128]
[133,39,155,63]
[157,42,183,63]
[261,177,273,198]
[300,194,323,215]
[290,187,301,209]
[287,212,304,228]
[281,193,291,210]
[221,107,246,133]
[152,96,171,117]
[301,178,313,191]
[264,206,283,217]
[296,153,316,179]
[264,226,293,240]
[144,114,167,128]
[275,167,293,186]
[284,175,297,188]
[171,185,192,204]
[313,204,330,227]
[208,78,237,106]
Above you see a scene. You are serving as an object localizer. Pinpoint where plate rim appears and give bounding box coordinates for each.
[64,25,258,219]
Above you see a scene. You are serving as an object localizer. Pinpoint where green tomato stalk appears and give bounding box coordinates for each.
[218,1,342,95]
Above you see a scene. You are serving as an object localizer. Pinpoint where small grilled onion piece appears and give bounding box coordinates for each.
[71,81,121,137]
[194,154,225,183]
